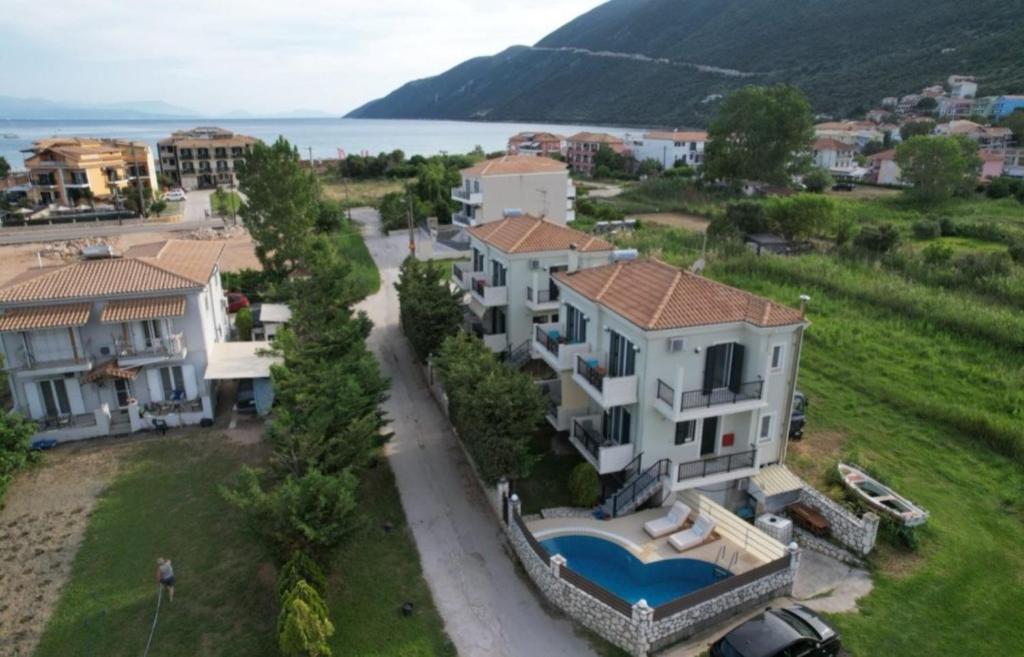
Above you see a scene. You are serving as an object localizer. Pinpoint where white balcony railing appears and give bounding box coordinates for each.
[116,333,186,360]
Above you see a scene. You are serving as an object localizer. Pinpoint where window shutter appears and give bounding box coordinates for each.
[702,345,719,394]
[729,343,745,393]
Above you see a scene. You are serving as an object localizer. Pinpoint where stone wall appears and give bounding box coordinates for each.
[798,485,879,555]
[792,527,866,568]
[539,506,595,519]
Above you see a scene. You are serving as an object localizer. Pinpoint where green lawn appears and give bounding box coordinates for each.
[336,219,381,296]
[33,433,452,657]
[321,178,406,209]
[516,428,587,515]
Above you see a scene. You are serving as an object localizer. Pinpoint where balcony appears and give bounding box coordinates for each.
[451,261,474,290]
[525,285,560,312]
[11,351,92,376]
[654,379,765,421]
[470,323,507,353]
[566,182,576,199]
[470,277,507,307]
[532,323,591,372]
[569,414,635,474]
[451,187,483,205]
[676,450,757,488]
[573,353,638,409]
[453,212,476,227]
[116,333,186,366]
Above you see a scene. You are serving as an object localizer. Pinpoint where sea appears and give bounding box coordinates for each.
[0,118,640,169]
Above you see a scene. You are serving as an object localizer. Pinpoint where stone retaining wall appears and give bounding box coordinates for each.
[793,527,866,567]
[540,506,595,519]
[798,485,879,556]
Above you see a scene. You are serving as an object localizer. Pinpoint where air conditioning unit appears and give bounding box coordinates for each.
[667,338,686,353]
[529,259,541,270]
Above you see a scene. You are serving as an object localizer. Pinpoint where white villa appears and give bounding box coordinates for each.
[811,138,859,177]
[0,241,231,442]
[451,155,576,227]
[629,131,708,170]
[534,258,808,511]
[452,215,613,354]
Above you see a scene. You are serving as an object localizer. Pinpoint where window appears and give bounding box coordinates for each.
[608,330,636,377]
[472,248,484,272]
[39,379,71,416]
[675,420,696,445]
[565,304,587,344]
[159,366,187,400]
[603,406,632,445]
[114,379,133,407]
[490,260,507,287]
[759,414,774,442]
[771,344,785,371]
[141,320,164,348]
[703,342,744,392]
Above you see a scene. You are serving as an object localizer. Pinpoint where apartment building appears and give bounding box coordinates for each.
[532,258,807,507]
[811,138,858,175]
[23,138,158,206]
[507,132,565,158]
[813,121,882,148]
[0,240,231,443]
[629,131,708,170]
[565,132,628,176]
[948,75,978,99]
[451,215,613,355]
[933,120,1013,149]
[158,127,259,190]
[451,155,576,226]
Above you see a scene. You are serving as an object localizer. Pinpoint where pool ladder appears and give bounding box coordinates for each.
[713,546,739,571]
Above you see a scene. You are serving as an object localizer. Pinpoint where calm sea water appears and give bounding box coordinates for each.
[0,118,639,169]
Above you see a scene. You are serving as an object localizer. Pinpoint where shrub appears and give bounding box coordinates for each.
[0,411,37,501]
[1009,240,1024,264]
[853,224,901,254]
[764,194,834,240]
[724,201,769,234]
[802,168,833,193]
[911,219,941,240]
[880,516,919,552]
[922,242,954,265]
[567,463,600,507]
[278,551,327,597]
[937,216,959,237]
[234,306,254,341]
[278,580,335,657]
[985,176,1022,199]
[953,252,1012,281]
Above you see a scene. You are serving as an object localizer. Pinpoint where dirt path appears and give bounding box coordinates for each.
[635,212,710,233]
[0,442,137,657]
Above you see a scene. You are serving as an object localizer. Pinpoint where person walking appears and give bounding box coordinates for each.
[156,558,175,602]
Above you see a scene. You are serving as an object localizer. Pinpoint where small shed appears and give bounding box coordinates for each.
[749,464,804,513]
[251,303,292,340]
[204,341,282,415]
[745,233,792,256]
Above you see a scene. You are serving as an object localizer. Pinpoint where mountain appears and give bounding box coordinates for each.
[0,96,200,120]
[347,0,1024,127]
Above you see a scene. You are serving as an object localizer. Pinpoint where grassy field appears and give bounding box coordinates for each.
[601,213,1024,656]
[33,433,452,657]
[321,178,406,209]
[337,218,382,296]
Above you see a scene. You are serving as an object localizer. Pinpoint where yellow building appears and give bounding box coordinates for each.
[158,127,259,190]
[24,138,158,206]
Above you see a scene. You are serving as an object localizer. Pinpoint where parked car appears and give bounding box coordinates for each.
[788,391,807,439]
[163,190,187,202]
[711,605,841,657]
[236,379,256,412]
[831,182,856,192]
[227,292,250,313]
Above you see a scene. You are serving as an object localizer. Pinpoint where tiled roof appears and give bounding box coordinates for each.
[469,215,613,254]
[81,359,141,384]
[568,132,625,144]
[813,138,856,152]
[509,132,564,143]
[100,295,187,323]
[644,131,709,142]
[0,240,222,304]
[461,155,568,176]
[554,259,805,330]
[869,149,896,162]
[0,303,91,332]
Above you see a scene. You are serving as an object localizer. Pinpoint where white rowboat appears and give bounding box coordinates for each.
[837,463,928,527]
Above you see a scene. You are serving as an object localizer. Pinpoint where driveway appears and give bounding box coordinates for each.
[354,207,594,657]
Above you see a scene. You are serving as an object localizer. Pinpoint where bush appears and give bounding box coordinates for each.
[724,201,769,234]
[1009,240,1024,264]
[938,216,959,237]
[853,224,901,254]
[0,411,37,501]
[802,168,833,193]
[278,580,335,657]
[922,242,954,265]
[985,176,1023,199]
[880,516,919,552]
[953,252,1012,281]
[911,219,941,240]
[567,463,600,507]
[764,194,834,240]
[234,306,254,341]
[278,551,327,597]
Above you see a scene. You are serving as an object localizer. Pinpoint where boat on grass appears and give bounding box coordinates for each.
[838,463,928,527]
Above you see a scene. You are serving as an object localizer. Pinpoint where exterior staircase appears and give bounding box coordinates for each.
[503,340,533,370]
[601,458,671,518]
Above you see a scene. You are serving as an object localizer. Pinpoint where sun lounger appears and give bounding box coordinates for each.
[643,501,692,538]
[669,512,717,552]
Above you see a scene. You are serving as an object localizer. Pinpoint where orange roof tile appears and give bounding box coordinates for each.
[554,259,804,330]
[100,296,187,323]
[813,138,857,152]
[0,303,91,332]
[644,131,709,142]
[568,132,625,144]
[469,215,613,254]
[461,155,568,176]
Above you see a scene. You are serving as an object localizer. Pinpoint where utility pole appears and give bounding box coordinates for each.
[132,142,146,218]
[406,189,416,256]
[344,177,352,220]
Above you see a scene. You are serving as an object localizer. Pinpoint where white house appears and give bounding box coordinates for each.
[533,258,807,509]
[630,131,708,170]
[0,240,231,442]
[452,215,613,355]
[948,75,978,99]
[811,138,858,175]
[451,155,576,227]
[813,121,883,148]
[869,150,903,186]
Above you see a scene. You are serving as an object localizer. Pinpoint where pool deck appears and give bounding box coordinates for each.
[527,508,769,576]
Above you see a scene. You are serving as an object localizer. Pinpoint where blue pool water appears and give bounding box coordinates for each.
[539,534,732,607]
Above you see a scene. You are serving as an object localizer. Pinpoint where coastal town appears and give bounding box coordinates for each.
[0,5,1023,657]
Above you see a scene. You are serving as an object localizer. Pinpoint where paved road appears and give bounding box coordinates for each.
[0,190,222,245]
[354,207,594,657]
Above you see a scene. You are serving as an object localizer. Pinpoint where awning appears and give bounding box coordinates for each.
[255,303,292,324]
[0,303,91,332]
[204,341,282,380]
[101,296,186,323]
[81,359,141,384]
[750,464,804,497]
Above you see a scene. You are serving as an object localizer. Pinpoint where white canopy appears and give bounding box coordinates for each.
[204,341,282,380]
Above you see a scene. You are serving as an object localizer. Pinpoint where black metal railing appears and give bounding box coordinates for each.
[513,511,549,562]
[657,380,675,407]
[680,380,764,410]
[560,566,633,617]
[472,278,486,296]
[534,325,560,355]
[677,449,756,482]
[527,287,556,304]
[652,553,791,621]
[576,356,604,392]
[606,459,670,517]
[452,262,466,283]
[572,418,605,462]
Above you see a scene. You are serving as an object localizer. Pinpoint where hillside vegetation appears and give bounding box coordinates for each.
[348,0,1024,126]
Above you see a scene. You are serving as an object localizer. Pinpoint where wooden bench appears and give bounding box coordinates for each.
[788,502,830,537]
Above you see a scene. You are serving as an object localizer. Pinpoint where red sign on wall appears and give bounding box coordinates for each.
[722,432,735,447]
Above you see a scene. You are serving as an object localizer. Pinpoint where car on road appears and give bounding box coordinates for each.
[831,182,856,192]
[227,292,250,313]
[710,605,841,657]
[163,190,187,202]
[788,391,807,439]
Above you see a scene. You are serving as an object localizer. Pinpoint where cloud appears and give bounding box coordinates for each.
[0,0,602,115]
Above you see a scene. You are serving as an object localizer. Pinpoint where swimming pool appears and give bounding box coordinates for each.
[539,534,731,606]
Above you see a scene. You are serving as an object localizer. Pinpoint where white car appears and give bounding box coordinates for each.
[163,190,187,202]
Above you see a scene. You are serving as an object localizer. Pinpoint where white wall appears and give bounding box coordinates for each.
[633,138,706,169]
[474,172,572,224]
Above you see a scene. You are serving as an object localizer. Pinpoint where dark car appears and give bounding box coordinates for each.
[711,605,840,657]
[831,182,856,192]
[236,379,256,412]
[788,391,808,440]
[227,292,250,313]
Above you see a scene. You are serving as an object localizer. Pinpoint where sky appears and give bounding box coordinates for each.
[0,0,605,117]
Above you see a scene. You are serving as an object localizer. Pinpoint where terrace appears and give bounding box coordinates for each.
[654,378,766,421]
